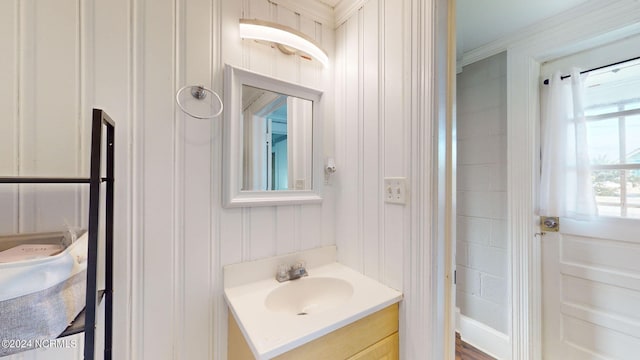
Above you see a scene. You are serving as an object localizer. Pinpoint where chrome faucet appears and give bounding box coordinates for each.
[276,261,308,282]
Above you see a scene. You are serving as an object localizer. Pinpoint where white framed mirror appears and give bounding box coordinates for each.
[223,64,323,207]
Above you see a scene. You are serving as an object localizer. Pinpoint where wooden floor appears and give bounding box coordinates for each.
[455,333,496,360]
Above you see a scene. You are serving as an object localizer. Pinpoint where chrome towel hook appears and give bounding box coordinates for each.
[175,84,223,119]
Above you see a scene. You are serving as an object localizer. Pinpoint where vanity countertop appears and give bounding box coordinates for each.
[224,261,403,359]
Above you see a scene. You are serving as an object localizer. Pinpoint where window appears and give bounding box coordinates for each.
[584,58,640,218]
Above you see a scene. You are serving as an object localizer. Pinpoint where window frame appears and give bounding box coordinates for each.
[585,99,640,218]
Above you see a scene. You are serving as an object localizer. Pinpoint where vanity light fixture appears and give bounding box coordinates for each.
[239,19,329,67]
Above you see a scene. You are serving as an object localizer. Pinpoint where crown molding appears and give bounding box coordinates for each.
[269,0,335,28]
[459,0,639,69]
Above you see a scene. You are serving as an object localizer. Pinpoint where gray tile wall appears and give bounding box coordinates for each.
[456,52,508,333]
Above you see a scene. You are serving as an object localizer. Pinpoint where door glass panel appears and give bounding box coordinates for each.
[592,169,622,217]
[587,119,620,164]
[626,116,640,164]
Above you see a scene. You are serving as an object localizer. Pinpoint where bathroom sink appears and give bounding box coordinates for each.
[265,277,354,315]
[224,256,403,359]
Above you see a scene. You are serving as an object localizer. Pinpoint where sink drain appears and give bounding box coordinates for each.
[297,312,308,316]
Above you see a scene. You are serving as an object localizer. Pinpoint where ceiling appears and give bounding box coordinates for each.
[317,0,341,7]
[317,0,593,55]
[457,0,590,54]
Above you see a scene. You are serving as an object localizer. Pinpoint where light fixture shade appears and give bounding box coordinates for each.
[239,19,329,68]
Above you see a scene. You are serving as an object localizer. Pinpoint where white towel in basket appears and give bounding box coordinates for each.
[0,232,88,357]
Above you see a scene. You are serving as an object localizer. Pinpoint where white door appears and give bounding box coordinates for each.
[541,219,640,359]
[540,42,640,359]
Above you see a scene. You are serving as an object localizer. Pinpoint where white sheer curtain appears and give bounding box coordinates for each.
[539,69,598,219]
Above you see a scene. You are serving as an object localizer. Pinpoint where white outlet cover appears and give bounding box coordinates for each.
[384,177,407,205]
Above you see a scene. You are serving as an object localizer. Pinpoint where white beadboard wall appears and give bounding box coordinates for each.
[0,0,133,359]
[1,1,90,359]
[334,0,407,299]
[0,0,88,235]
[333,0,411,353]
[1,0,334,359]
[456,52,509,334]
[138,0,335,359]
[0,0,449,358]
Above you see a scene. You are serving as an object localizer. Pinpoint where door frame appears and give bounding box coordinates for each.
[507,1,640,359]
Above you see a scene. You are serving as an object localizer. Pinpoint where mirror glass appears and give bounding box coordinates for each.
[241,85,313,191]
[223,64,323,207]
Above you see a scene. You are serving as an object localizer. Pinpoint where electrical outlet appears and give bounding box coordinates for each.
[384,177,407,205]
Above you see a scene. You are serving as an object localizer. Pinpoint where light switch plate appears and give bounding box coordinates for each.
[384,177,407,205]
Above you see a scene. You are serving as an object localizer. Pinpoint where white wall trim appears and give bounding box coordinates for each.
[459,0,640,69]
[78,0,92,228]
[211,0,225,356]
[460,37,511,70]
[377,0,387,285]
[405,0,433,357]
[334,0,367,28]
[131,0,146,358]
[404,0,451,358]
[507,47,540,360]
[507,1,640,359]
[173,0,186,357]
[444,1,457,358]
[456,309,511,360]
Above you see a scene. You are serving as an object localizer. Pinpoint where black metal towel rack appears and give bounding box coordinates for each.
[0,108,114,360]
